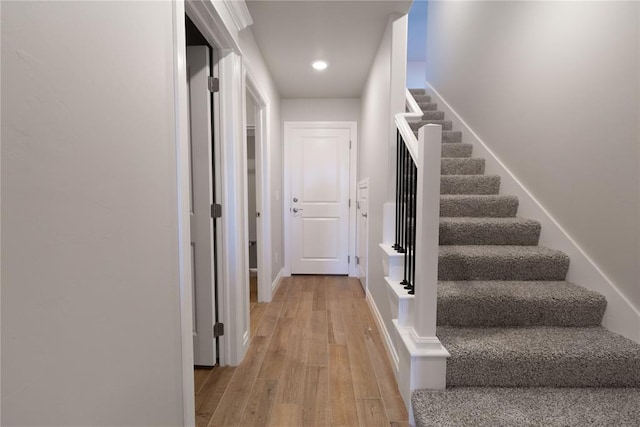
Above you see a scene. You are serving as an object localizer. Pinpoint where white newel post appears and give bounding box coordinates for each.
[413,124,442,339]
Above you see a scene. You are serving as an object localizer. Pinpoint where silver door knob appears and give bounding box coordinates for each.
[293,207,303,213]
[293,197,298,202]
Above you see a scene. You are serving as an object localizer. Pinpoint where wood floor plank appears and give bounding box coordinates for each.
[340,298,381,398]
[238,379,278,427]
[258,316,294,380]
[195,366,236,427]
[194,367,214,395]
[250,302,268,338]
[356,398,389,427]
[390,421,410,427]
[268,403,302,427]
[328,345,359,427]
[312,277,327,311]
[302,365,329,426]
[277,301,312,404]
[209,336,269,427]
[272,278,292,302]
[255,301,284,337]
[307,310,329,366]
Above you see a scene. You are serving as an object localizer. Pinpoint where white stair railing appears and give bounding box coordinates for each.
[391,90,449,414]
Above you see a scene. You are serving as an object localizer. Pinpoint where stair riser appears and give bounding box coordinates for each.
[442,131,462,143]
[422,111,445,120]
[437,297,605,327]
[441,176,500,195]
[438,254,569,281]
[441,159,485,175]
[440,196,519,218]
[442,144,473,158]
[413,94,431,103]
[446,358,640,387]
[439,222,540,245]
[419,102,438,111]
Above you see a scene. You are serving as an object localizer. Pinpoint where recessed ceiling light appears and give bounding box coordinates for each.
[312,60,328,71]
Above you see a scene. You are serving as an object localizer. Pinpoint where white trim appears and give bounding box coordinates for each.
[271,267,284,294]
[366,291,399,374]
[393,89,423,165]
[283,121,358,277]
[185,0,241,55]
[222,0,253,32]
[172,1,195,425]
[244,65,273,303]
[357,178,370,291]
[426,81,640,343]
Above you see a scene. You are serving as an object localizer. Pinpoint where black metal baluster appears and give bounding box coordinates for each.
[408,161,417,295]
[393,131,401,251]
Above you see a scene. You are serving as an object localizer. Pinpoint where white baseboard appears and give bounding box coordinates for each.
[426,81,640,342]
[366,291,399,375]
[271,267,284,295]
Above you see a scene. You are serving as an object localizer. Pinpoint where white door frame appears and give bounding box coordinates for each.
[173,1,252,425]
[357,178,370,291]
[243,66,273,302]
[283,121,358,278]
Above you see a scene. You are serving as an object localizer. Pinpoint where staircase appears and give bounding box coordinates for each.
[406,89,640,426]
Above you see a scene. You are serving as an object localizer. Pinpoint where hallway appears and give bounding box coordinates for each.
[194,276,408,427]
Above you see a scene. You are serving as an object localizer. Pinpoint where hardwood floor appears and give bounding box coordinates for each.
[194,276,408,427]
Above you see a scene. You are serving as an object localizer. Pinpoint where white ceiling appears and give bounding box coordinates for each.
[245,0,412,99]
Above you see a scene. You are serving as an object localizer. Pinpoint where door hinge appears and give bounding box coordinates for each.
[211,203,222,218]
[349,198,351,208]
[348,255,351,264]
[213,322,224,338]
[356,256,360,265]
[356,200,360,210]
[349,140,352,149]
[208,76,220,93]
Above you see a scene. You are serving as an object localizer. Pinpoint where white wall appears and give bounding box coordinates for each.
[281,98,360,122]
[1,2,184,425]
[426,1,640,309]
[239,28,284,284]
[359,16,407,345]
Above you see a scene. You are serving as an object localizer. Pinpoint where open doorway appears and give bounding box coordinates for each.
[244,68,272,310]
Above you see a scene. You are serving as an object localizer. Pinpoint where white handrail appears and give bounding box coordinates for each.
[394,89,424,164]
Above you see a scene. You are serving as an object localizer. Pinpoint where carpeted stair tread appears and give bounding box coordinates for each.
[441,158,485,175]
[409,88,426,95]
[412,387,640,427]
[410,120,453,131]
[439,217,540,245]
[441,175,501,195]
[442,143,473,158]
[440,195,519,217]
[438,245,569,281]
[437,281,606,326]
[413,94,431,103]
[422,110,445,120]
[419,102,438,111]
[438,326,640,387]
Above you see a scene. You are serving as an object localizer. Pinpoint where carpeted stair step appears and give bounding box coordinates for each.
[440,195,519,217]
[441,175,501,195]
[409,88,426,95]
[412,388,640,427]
[441,158,485,175]
[419,102,437,111]
[438,326,640,387]
[442,143,473,158]
[438,245,569,281]
[410,120,453,131]
[422,110,445,120]
[413,94,431,103]
[442,131,462,143]
[437,281,606,326]
[439,217,540,245]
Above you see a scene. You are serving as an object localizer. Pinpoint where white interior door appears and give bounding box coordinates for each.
[290,127,351,275]
[187,46,216,366]
[357,180,369,289]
